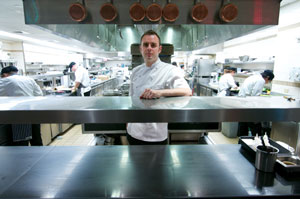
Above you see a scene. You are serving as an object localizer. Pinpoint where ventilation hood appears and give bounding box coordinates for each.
[23,0,281,52]
[38,24,267,51]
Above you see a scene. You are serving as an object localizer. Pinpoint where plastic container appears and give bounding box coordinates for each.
[221,122,238,138]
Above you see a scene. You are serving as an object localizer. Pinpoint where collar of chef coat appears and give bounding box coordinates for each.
[144,58,161,70]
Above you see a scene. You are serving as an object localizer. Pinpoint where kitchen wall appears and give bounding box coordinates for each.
[0,40,85,72]
[0,41,25,73]
[271,0,300,97]
[23,43,84,66]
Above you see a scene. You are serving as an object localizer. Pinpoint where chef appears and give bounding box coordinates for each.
[238,70,274,97]
[69,62,91,96]
[237,70,275,136]
[127,30,192,145]
[0,66,43,146]
[217,67,238,96]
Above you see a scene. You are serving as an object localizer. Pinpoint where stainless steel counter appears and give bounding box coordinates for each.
[199,82,219,91]
[0,145,299,198]
[90,78,116,88]
[90,78,120,96]
[0,96,300,123]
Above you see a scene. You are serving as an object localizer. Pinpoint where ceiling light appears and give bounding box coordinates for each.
[0,30,84,53]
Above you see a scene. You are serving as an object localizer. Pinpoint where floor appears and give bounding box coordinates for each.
[207,132,239,144]
[50,125,96,146]
[49,125,239,146]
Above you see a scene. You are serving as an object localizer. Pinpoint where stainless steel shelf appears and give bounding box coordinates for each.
[0,145,298,198]
[0,96,300,124]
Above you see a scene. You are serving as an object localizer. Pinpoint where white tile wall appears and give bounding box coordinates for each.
[272,2,300,95]
[272,84,300,98]
[221,1,300,96]
[278,0,300,27]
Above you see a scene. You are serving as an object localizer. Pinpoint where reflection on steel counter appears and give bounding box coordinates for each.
[102,89,123,96]
[83,122,220,144]
[131,95,191,109]
[2,145,299,198]
[118,83,130,96]
[44,90,73,96]
[90,78,121,96]
[101,83,130,96]
[1,96,300,124]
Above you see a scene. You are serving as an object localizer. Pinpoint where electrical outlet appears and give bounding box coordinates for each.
[284,89,289,93]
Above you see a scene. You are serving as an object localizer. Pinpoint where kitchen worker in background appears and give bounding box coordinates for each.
[179,64,186,77]
[217,67,238,97]
[237,70,275,136]
[69,62,91,96]
[238,70,274,97]
[0,66,43,146]
[171,62,178,67]
[127,30,192,145]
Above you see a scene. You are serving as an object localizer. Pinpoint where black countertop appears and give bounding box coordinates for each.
[0,145,299,198]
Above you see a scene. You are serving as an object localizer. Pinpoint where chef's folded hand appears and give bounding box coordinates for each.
[140,88,162,99]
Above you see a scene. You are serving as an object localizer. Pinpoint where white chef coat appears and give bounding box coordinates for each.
[127,59,191,142]
[75,66,91,95]
[0,75,43,96]
[0,74,43,141]
[238,74,265,97]
[217,74,237,97]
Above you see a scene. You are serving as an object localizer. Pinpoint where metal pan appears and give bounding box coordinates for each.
[100,2,118,22]
[69,2,87,22]
[191,2,208,23]
[219,3,238,23]
[146,1,162,22]
[162,0,179,22]
[129,1,146,22]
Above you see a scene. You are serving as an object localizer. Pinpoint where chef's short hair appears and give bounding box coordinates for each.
[140,30,161,45]
[228,67,237,72]
[261,70,274,81]
[224,67,236,73]
[1,66,18,75]
[68,62,76,69]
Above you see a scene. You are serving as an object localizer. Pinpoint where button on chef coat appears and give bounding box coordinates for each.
[238,74,265,97]
[127,59,191,142]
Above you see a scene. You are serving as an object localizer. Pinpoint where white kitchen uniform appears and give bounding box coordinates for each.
[0,75,43,96]
[217,74,237,97]
[238,74,265,97]
[0,74,43,141]
[75,66,91,95]
[127,59,191,142]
